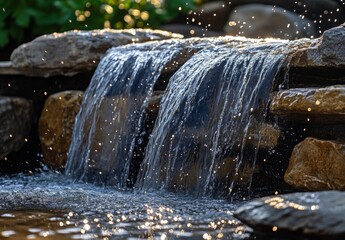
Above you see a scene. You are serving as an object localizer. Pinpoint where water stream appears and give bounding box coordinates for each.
[65,40,187,187]
[137,42,289,199]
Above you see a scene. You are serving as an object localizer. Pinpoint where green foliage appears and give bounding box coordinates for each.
[0,0,197,48]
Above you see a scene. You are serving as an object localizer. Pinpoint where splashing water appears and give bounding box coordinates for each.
[0,173,250,239]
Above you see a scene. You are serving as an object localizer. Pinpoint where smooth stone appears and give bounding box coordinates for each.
[270,85,345,123]
[284,137,345,191]
[0,96,33,159]
[235,191,345,239]
[39,91,83,170]
[191,1,235,32]
[291,24,345,68]
[224,4,317,39]
[11,29,183,77]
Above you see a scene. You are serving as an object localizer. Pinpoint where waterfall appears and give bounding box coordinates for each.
[65,35,307,197]
[64,37,250,187]
[65,40,189,187]
[136,42,290,198]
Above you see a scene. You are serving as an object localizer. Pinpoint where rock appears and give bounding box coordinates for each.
[0,61,21,75]
[11,29,183,77]
[38,90,166,170]
[270,86,345,123]
[284,137,345,191]
[39,91,84,170]
[233,121,282,149]
[0,97,33,159]
[191,1,234,32]
[246,122,281,149]
[235,191,345,239]
[290,24,345,68]
[147,91,164,115]
[225,4,317,39]
[159,24,224,38]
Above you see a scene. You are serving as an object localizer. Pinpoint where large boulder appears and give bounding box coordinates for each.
[39,91,84,170]
[0,97,33,159]
[284,137,345,191]
[235,191,345,239]
[225,4,317,39]
[270,86,345,123]
[11,29,183,77]
[290,24,345,68]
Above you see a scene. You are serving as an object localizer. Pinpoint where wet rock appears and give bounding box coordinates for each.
[290,24,345,68]
[235,191,345,239]
[147,91,164,115]
[0,97,33,159]
[225,4,317,39]
[11,29,183,77]
[159,24,224,38]
[245,122,281,149]
[38,90,165,170]
[270,86,345,123]
[284,137,345,191]
[39,91,83,170]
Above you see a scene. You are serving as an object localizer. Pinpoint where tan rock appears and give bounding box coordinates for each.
[284,137,345,191]
[246,122,281,149]
[11,29,183,77]
[290,23,345,68]
[0,97,33,159]
[39,91,83,169]
[270,85,345,123]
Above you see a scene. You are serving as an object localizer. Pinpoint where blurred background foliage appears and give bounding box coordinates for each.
[0,0,199,53]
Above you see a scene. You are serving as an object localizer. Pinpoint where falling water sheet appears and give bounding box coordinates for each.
[65,37,260,188]
[137,41,305,199]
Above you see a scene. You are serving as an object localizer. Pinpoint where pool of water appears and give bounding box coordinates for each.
[0,172,253,239]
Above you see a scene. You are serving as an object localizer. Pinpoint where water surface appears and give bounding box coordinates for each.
[0,172,251,239]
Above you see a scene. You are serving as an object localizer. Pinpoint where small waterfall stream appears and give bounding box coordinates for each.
[137,42,288,198]
[65,37,305,198]
[65,40,187,187]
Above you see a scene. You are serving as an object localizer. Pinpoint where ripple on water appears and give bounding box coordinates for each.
[0,172,251,239]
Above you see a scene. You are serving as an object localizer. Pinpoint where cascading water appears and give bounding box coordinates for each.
[65,40,188,187]
[136,42,289,198]
[65,36,308,198]
[64,37,247,187]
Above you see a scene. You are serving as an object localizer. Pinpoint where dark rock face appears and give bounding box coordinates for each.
[0,97,33,159]
[284,137,345,191]
[10,29,183,77]
[38,91,84,170]
[291,24,345,68]
[235,191,345,239]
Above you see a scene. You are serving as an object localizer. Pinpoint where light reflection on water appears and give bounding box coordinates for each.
[0,172,251,239]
